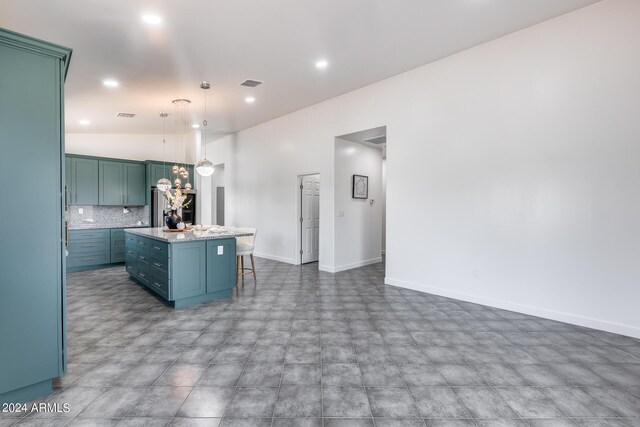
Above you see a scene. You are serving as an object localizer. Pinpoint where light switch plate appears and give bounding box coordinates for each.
[78,208,83,214]
[217,245,224,255]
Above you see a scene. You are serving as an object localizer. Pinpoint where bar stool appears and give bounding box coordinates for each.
[234,227,257,286]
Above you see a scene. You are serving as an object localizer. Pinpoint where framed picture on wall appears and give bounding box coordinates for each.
[352,174,368,199]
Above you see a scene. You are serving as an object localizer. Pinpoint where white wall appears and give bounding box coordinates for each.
[334,138,383,272]
[205,0,640,337]
[66,132,197,163]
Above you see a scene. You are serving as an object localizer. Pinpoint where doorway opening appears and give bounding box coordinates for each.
[297,173,320,265]
[333,126,386,272]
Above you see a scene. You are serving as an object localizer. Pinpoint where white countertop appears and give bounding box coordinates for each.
[124,227,252,243]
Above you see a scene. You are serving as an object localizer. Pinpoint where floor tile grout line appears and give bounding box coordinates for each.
[383,300,479,427]
[53,261,640,425]
[218,273,273,421]
[270,270,297,426]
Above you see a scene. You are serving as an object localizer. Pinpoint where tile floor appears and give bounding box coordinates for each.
[3,258,640,426]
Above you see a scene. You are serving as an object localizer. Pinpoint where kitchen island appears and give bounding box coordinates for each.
[124,228,251,308]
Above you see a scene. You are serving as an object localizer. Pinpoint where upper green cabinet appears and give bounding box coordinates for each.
[146,161,195,189]
[66,155,146,206]
[124,162,146,205]
[69,157,99,205]
[99,160,146,205]
[99,160,124,205]
[148,162,171,188]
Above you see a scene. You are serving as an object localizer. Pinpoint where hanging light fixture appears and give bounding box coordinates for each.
[195,81,215,177]
[172,98,191,187]
[156,112,172,192]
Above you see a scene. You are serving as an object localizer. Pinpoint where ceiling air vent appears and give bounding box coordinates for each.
[365,135,387,145]
[240,79,263,88]
[116,112,136,118]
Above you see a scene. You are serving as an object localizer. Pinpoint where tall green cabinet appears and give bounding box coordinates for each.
[0,28,72,404]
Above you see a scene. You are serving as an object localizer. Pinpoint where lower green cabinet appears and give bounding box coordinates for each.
[67,229,110,270]
[125,232,236,308]
[67,228,146,272]
[110,229,126,263]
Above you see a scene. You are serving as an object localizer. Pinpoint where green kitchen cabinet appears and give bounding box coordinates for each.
[66,227,148,272]
[125,232,236,308]
[99,160,146,206]
[148,162,171,187]
[206,239,236,293]
[1,28,71,404]
[65,156,71,201]
[67,229,111,270]
[171,242,207,300]
[124,162,146,205]
[69,156,99,205]
[110,229,126,263]
[146,161,196,189]
[98,160,124,205]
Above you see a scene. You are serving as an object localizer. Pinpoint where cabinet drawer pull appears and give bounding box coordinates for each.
[139,272,146,278]
[153,281,161,288]
[153,246,162,250]
[154,262,162,267]
[81,258,95,261]
[81,244,95,248]
[139,256,146,260]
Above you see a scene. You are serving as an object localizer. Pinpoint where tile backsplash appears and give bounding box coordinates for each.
[68,205,149,229]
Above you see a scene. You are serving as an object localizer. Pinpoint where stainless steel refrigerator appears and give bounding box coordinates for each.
[151,188,197,227]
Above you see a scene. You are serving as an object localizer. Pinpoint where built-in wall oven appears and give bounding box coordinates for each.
[151,188,197,227]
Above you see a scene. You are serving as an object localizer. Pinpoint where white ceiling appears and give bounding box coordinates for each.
[0,0,600,138]
[339,126,387,147]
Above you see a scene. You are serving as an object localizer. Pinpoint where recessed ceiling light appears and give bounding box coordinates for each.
[142,14,162,25]
[245,96,255,104]
[79,119,90,125]
[103,79,119,88]
[192,124,200,129]
[315,60,329,69]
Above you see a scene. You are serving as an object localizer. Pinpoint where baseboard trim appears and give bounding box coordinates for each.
[253,252,297,265]
[384,277,640,339]
[319,264,334,273]
[323,257,383,273]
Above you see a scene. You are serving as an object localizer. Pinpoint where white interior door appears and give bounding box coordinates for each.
[301,174,320,264]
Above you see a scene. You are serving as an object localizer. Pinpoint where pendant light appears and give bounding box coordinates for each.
[195,81,215,177]
[172,98,191,187]
[156,112,172,192]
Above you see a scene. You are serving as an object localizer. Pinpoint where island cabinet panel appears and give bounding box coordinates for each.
[206,239,237,293]
[170,242,207,300]
[1,27,71,404]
